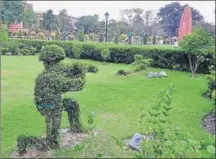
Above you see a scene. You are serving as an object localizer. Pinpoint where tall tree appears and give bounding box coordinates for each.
[22,9,37,29]
[179,28,212,78]
[1,1,24,24]
[57,9,75,40]
[42,9,59,37]
[157,2,204,37]
[76,15,99,34]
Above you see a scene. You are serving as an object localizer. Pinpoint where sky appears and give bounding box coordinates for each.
[28,1,215,23]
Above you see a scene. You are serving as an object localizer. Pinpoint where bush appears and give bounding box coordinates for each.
[132,54,152,71]
[68,34,75,40]
[12,39,214,74]
[114,35,119,44]
[1,48,8,55]
[30,31,36,36]
[20,49,31,56]
[120,34,127,41]
[39,45,66,67]
[29,47,37,55]
[117,69,129,76]
[3,40,20,55]
[37,32,45,40]
[85,63,99,73]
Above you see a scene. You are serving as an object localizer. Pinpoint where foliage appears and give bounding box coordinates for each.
[0,24,8,42]
[85,63,99,73]
[1,48,8,55]
[3,40,20,55]
[120,34,127,41]
[1,1,24,24]
[39,44,66,67]
[63,98,82,132]
[20,49,31,56]
[137,84,215,158]
[16,30,25,37]
[132,54,152,71]
[37,32,45,40]
[88,33,94,41]
[157,2,204,36]
[21,9,37,28]
[17,44,98,154]
[30,47,37,55]
[179,27,213,77]
[68,34,75,40]
[116,69,129,76]
[78,29,85,42]
[57,9,75,40]
[76,15,99,34]
[98,34,104,42]
[30,31,36,36]
[84,34,89,41]
[11,39,215,74]
[114,35,119,44]
[42,9,59,32]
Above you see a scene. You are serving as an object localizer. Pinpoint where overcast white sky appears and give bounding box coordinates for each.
[28,1,215,23]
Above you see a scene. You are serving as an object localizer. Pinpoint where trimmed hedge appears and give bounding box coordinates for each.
[11,39,214,74]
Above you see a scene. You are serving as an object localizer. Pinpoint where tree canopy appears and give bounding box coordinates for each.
[157,2,204,37]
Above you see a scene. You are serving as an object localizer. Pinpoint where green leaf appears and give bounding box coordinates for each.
[206,145,215,154]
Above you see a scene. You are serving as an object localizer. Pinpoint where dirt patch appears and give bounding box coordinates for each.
[11,128,88,158]
[202,110,216,136]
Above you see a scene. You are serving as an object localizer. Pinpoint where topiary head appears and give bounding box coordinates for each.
[39,44,66,68]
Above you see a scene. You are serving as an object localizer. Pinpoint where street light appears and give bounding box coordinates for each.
[104,11,109,42]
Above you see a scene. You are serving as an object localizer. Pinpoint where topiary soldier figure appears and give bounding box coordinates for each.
[17,44,98,155]
[35,44,89,148]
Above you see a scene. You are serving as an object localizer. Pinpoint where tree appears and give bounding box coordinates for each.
[76,15,99,34]
[22,9,37,29]
[157,2,204,37]
[0,24,8,42]
[121,8,144,44]
[42,9,59,38]
[78,28,85,42]
[179,28,212,78]
[194,21,215,38]
[57,9,75,40]
[1,1,24,24]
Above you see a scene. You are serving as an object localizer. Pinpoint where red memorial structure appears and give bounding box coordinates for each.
[178,5,192,41]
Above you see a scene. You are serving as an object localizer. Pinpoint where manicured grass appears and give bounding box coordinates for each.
[1,56,214,157]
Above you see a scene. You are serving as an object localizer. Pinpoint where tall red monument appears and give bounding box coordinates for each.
[178,5,192,41]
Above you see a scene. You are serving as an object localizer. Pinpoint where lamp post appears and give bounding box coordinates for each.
[104,11,109,42]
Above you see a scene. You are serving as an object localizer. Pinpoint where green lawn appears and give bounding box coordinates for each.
[1,56,214,157]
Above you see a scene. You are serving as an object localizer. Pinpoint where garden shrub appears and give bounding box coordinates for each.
[37,32,45,40]
[12,39,214,74]
[132,54,152,72]
[68,34,75,40]
[80,43,104,61]
[117,70,129,76]
[1,48,8,55]
[85,63,99,73]
[30,47,37,55]
[3,40,20,55]
[20,49,31,56]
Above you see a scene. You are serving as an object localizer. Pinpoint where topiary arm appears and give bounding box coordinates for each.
[62,78,85,93]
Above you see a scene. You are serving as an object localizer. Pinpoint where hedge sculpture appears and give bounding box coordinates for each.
[17,44,98,155]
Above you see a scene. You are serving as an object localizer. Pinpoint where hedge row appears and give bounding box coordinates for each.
[9,39,215,74]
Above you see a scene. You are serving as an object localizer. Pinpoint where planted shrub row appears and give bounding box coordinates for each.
[10,39,214,74]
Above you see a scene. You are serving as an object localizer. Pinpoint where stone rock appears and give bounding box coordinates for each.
[6,52,12,56]
[128,133,143,149]
[159,71,167,77]
[147,71,168,78]
[147,72,154,78]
